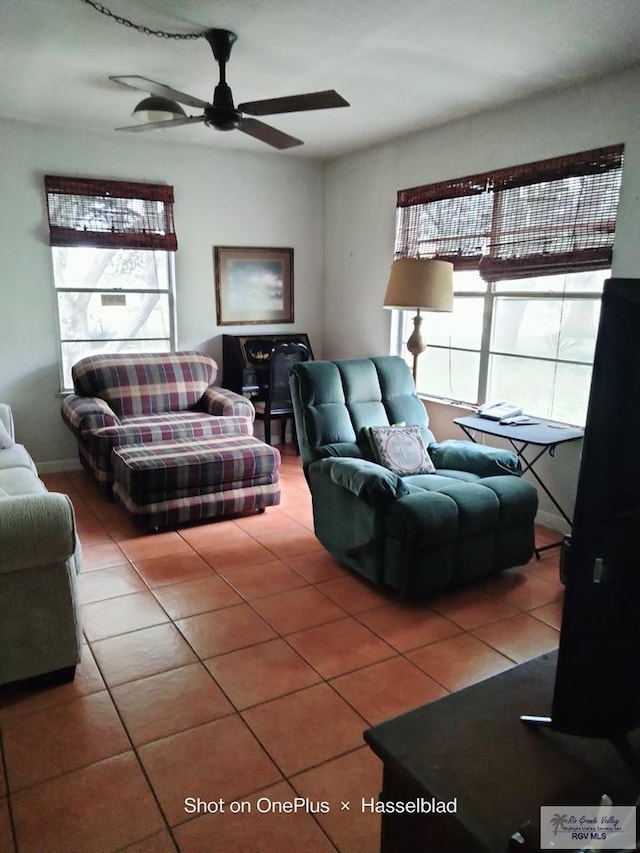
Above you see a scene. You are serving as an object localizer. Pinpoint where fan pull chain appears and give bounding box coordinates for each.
[81,0,206,40]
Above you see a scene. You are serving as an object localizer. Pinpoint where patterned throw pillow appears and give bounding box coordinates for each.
[368,425,435,475]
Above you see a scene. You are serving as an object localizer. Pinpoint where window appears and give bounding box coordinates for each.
[403,269,606,425]
[393,145,624,426]
[44,176,178,390]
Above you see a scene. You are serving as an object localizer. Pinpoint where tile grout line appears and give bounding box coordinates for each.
[83,648,183,851]
[79,552,351,850]
[4,648,181,852]
[74,485,560,687]
[32,464,562,851]
[82,521,555,718]
[15,473,186,851]
[77,507,386,851]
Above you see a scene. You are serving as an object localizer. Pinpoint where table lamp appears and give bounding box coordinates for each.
[383,258,454,382]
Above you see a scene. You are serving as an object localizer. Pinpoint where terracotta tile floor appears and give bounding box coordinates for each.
[0,447,564,852]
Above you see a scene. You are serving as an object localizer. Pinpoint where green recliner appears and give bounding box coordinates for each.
[289,356,538,599]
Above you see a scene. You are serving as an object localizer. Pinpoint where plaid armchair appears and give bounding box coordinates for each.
[62,351,254,496]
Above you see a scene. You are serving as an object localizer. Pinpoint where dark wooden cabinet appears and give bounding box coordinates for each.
[364,652,640,853]
[222,333,313,398]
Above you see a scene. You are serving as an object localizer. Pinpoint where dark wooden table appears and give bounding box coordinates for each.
[364,652,639,852]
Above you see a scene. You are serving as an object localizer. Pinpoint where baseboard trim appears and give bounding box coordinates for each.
[535,509,570,536]
[36,458,83,474]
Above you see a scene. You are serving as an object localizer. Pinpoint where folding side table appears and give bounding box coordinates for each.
[453,414,584,557]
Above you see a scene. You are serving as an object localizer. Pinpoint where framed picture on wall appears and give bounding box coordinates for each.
[214,246,294,325]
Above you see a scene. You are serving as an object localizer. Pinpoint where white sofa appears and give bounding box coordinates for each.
[0,404,82,686]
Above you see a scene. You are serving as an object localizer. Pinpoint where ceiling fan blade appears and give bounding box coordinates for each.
[115,116,206,133]
[109,76,209,110]
[238,89,349,116]
[238,117,303,149]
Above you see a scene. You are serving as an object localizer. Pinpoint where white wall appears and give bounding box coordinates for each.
[2,65,639,521]
[0,119,324,467]
[322,65,640,530]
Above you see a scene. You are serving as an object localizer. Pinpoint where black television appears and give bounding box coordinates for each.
[544,277,640,742]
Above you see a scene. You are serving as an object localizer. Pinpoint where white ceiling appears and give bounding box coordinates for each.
[2,0,640,159]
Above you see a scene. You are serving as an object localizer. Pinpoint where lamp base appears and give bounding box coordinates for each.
[406,310,426,384]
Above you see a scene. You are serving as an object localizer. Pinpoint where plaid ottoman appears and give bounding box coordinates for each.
[111,435,281,530]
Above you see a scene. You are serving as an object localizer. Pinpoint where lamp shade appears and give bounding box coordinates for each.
[383,258,454,312]
[132,96,187,123]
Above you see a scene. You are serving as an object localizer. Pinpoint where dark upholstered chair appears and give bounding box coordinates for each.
[289,356,538,599]
[254,342,309,449]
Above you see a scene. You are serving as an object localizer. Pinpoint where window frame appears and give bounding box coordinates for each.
[393,271,607,426]
[394,144,624,279]
[391,145,624,426]
[44,176,178,392]
[51,248,178,392]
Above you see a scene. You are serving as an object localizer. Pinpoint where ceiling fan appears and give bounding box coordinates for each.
[109,28,349,149]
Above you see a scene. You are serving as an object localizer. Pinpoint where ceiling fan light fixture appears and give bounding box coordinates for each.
[111,27,349,147]
[132,96,186,123]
